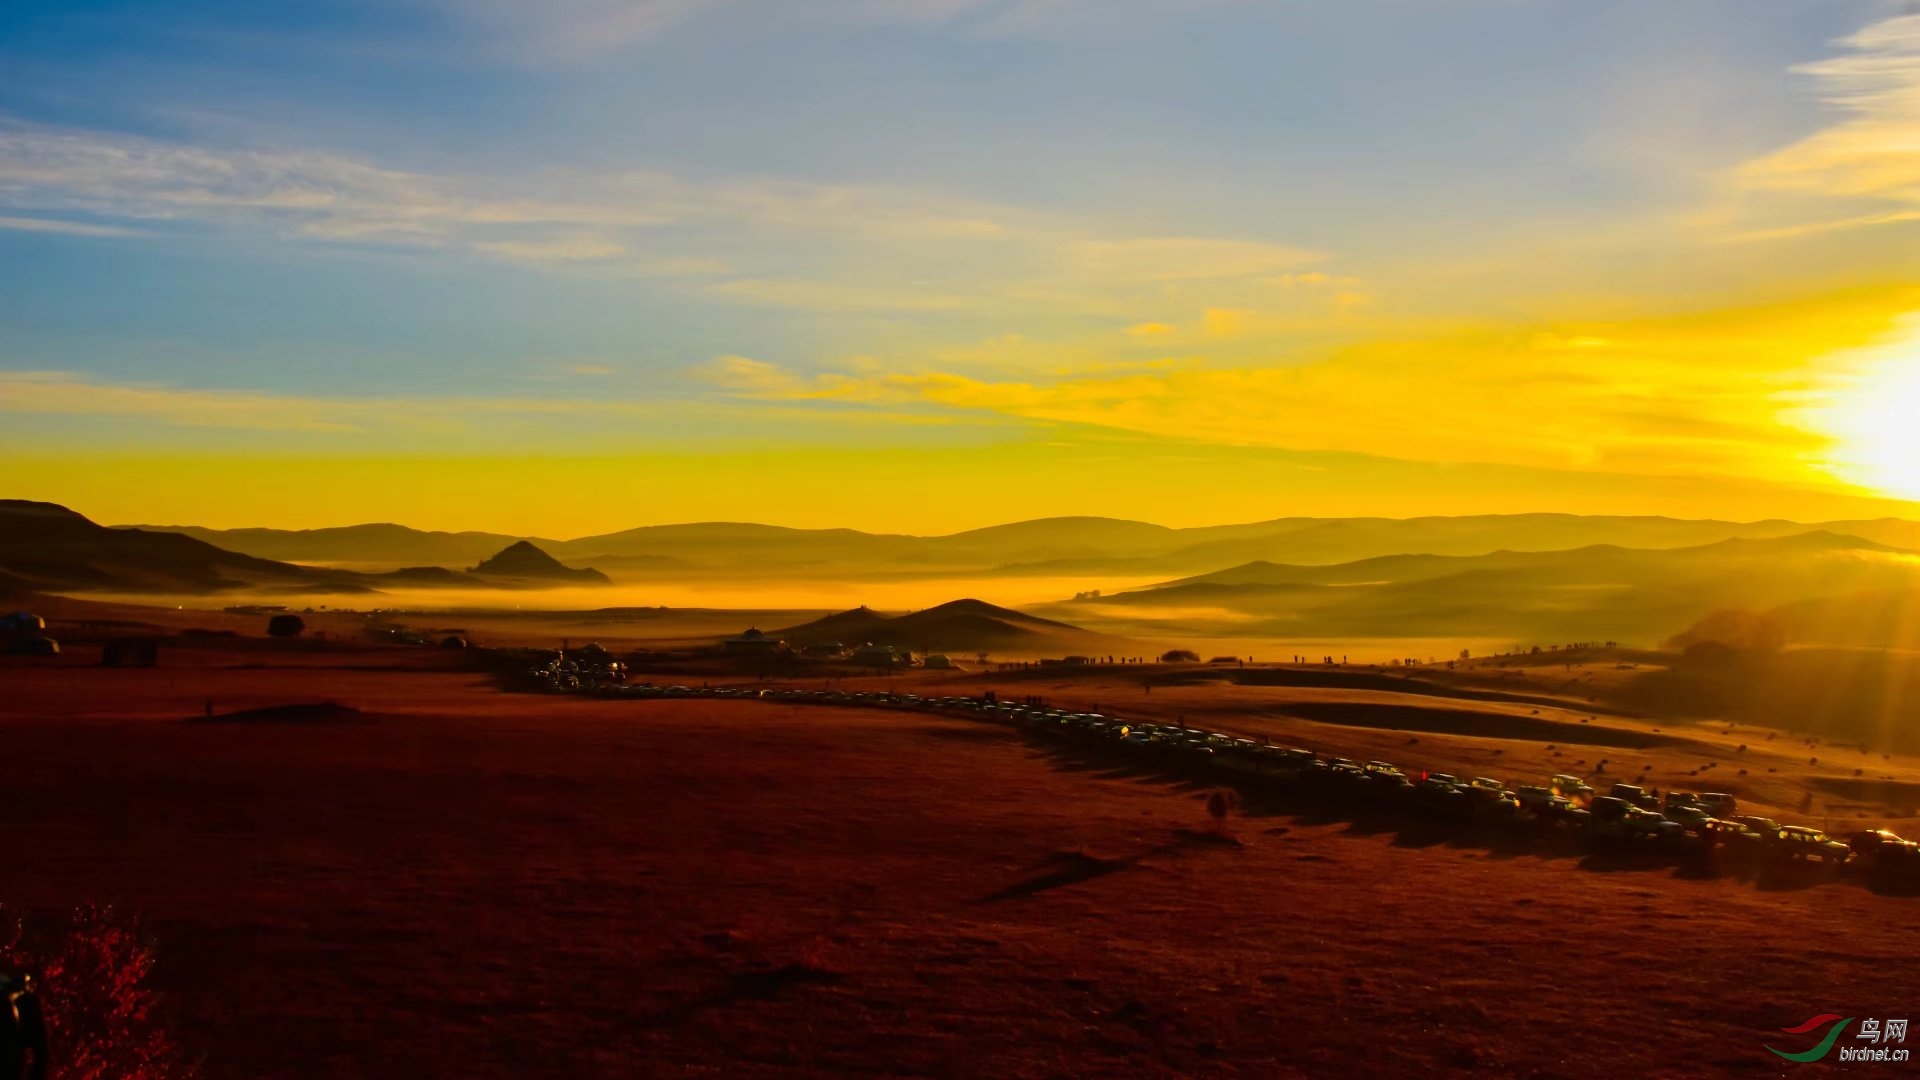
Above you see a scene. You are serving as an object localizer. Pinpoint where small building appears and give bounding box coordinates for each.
[723,628,786,655]
[922,653,963,671]
[801,641,846,659]
[852,642,906,668]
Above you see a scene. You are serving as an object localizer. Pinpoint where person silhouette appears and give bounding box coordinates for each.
[1,973,49,1080]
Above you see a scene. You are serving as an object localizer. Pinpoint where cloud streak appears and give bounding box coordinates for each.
[431,0,1228,63]
[1734,14,1920,237]
[0,120,1335,320]
[0,368,999,445]
[698,289,1920,486]
[0,214,143,237]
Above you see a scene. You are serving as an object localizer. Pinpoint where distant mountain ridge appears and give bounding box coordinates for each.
[1033,529,1920,648]
[126,522,540,567]
[3,500,324,594]
[118,511,1920,579]
[2,501,606,595]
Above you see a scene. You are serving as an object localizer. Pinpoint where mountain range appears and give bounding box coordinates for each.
[0,500,608,596]
[16,499,1920,650]
[122,512,1920,581]
[1029,530,1920,648]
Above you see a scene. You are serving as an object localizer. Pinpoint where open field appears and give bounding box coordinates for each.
[6,631,1920,1076]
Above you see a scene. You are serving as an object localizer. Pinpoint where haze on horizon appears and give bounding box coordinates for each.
[6,1,1920,536]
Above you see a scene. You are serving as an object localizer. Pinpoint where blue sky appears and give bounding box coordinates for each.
[4,1,1920,531]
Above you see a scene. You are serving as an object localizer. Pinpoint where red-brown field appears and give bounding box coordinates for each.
[5,635,1920,1077]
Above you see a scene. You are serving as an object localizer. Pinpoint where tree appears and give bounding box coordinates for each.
[1160,649,1201,663]
[266,614,305,638]
[0,904,195,1080]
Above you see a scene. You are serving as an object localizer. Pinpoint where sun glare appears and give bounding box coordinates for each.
[1816,334,1920,501]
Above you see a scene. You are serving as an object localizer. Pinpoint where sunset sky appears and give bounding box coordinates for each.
[4,1,1920,535]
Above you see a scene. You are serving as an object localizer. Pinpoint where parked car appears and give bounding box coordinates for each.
[1624,807,1684,842]
[1361,761,1411,794]
[1663,791,1701,812]
[1699,818,1764,853]
[1766,826,1851,867]
[1844,830,1919,881]
[1845,829,1910,859]
[1551,774,1594,798]
[1733,814,1783,835]
[1608,783,1660,810]
[1664,803,1713,828]
[1514,785,1572,815]
[1698,792,1738,817]
[1589,797,1681,842]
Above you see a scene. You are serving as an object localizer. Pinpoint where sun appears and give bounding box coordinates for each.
[1816,342,1920,501]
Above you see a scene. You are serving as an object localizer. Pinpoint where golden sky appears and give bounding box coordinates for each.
[3,4,1920,534]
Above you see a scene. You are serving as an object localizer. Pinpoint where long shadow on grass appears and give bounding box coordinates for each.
[977,831,1245,904]
[982,850,1138,902]
[635,963,846,1032]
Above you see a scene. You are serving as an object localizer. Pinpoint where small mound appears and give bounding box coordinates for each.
[1172,828,1245,848]
[193,702,363,724]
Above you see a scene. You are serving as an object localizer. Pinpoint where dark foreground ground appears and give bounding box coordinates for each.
[3,649,1918,1077]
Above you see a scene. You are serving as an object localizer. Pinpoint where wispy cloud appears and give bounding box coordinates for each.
[0,215,142,237]
[0,368,995,445]
[472,235,629,262]
[430,0,1215,64]
[0,369,744,435]
[695,290,1920,484]
[438,0,725,63]
[0,120,1338,320]
[1733,14,1920,238]
[0,371,375,432]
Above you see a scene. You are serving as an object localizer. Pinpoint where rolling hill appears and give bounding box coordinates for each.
[469,541,611,585]
[1037,531,1920,647]
[122,511,1920,581]
[777,598,1111,654]
[120,522,536,568]
[1,499,330,594]
[2,501,599,596]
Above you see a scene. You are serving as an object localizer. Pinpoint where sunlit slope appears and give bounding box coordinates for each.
[1044,532,1920,646]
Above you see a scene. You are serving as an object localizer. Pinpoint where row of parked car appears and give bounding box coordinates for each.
[563,677,1920,892]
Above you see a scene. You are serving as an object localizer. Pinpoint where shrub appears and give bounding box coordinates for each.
[1159,649,1201,663]
[265,615,305,638]
[0,904,195,1080]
